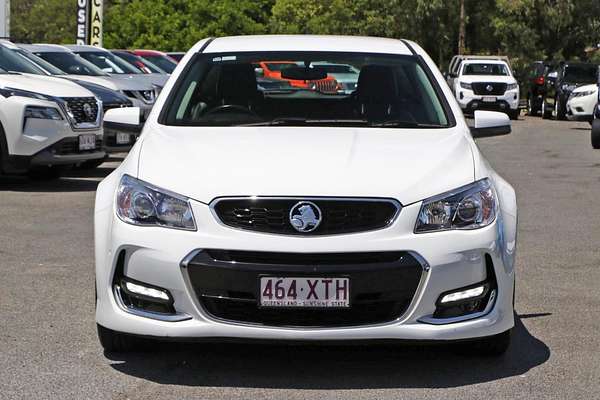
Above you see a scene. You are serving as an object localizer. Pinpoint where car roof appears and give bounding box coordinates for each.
[64,45,108,53]
[134,49,167,56]
[462,59,508,65]
[18,43,73,53]
[196,35,413,56]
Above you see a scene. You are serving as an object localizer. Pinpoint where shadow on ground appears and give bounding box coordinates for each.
[0,167,113,192]
[107,313,550,389]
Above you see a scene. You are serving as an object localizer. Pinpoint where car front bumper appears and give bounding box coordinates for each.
[95,196,516,342]
[457,89,520,113]
[566,95,596,122]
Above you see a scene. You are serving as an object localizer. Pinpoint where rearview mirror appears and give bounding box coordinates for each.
[470,110,511,138]
[104,107,143,134]
[281,66,327,81]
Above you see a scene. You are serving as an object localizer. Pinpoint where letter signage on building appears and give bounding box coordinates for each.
[77,0,103,47]
[76,0,88,45]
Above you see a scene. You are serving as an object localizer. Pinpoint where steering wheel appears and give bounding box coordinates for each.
[202,104,260,118]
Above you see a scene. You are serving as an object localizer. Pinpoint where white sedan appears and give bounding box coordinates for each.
[95,35,518,356]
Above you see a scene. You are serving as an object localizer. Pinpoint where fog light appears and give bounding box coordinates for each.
[440,285,485,304]
[124,280,170,301]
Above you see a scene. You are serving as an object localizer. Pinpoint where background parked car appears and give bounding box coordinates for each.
[256,61,339,93]
[524,60,553,116]
[19,44,158,118]
[542,62,598,120]
[110,50,168,75]
[0,67,104,176]
[0,40,135,155]
[167,52,185,63]
[131,50,178,74]
[311,62,359,94]
[65,45,168,88]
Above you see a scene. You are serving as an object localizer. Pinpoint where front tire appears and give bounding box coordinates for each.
[541,98,552,119]
[592,120,600,149]
[554,96,566,120]
[97,324,142,353]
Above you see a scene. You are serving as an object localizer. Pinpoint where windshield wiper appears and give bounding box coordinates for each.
[239,118,370,127]
[369,120,446,128]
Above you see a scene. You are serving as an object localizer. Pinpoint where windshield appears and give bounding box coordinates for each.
[17,50,66,75]
[77,51,140,74]
[34,51,108,76]
[564,65,597,83]
[0,46,48,75]
[115,51,166,73]
[163,51,450,128]
[140,54,177,73]
[463,63,509,76]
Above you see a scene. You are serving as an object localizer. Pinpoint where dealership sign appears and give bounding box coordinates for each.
[77,0,103,46]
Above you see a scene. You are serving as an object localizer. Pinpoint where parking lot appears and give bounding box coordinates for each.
[1,116,599,399]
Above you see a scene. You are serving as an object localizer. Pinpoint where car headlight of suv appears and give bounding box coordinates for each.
[24,106,63,121]
[459,82,472,90]
[116,175,196,230]
[571,90,595,98]
[506,83,518,91]
[415,179,497,233]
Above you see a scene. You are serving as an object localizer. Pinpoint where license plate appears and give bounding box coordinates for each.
[79,134,96,150]
[482,96,496,103]
[116,132,130,144]
[260,277,350,308]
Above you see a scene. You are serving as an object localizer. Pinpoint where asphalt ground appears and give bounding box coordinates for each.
[1,116,599,399]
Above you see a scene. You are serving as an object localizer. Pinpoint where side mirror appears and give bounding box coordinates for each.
[470,110,511,138]
[104,107,143,134]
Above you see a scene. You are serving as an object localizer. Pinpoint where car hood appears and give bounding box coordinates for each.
[0,73,93,97]
[460,75,517,84]
[137,126,475,205]
[67,74,154,91]
[109,74,160,89]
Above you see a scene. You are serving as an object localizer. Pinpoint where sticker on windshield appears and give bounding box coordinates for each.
[212,55,237,62]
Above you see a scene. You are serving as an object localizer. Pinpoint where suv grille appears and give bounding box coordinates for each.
[312,79,338,94]
[212,198,400,235]
[62,97,99,125]
[472,82,507,96]
[186,250,424,328]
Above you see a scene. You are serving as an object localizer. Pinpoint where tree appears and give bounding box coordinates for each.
[10,0,76,43]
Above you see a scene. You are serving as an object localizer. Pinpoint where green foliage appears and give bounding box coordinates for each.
[10,0,76,44]
[9,0,600,69]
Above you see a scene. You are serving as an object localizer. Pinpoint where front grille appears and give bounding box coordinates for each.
[313,79,338,94]
[472,82,507,96]
[186,250,424,328]
[213,197,400,236]
[50,136,102,155]
[62,97,99,124]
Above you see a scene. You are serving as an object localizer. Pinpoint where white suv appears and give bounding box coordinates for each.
[95,35,518,356]
[0,68,104,176]
[452,59,520,119]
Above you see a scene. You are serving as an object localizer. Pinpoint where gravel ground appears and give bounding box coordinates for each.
[1,116,599,399]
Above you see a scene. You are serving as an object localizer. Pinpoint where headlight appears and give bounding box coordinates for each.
[116,175,196,230]
[460,82,472,90]
[415,179,497,233]
[0,87,53,101]
[572,90,595,98]
[506,83,518,91]
[562,84,575,91]
[24,106,63,120]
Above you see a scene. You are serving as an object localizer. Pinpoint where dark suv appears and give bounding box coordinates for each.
[543,62,598,120]
[524,61,553,116]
